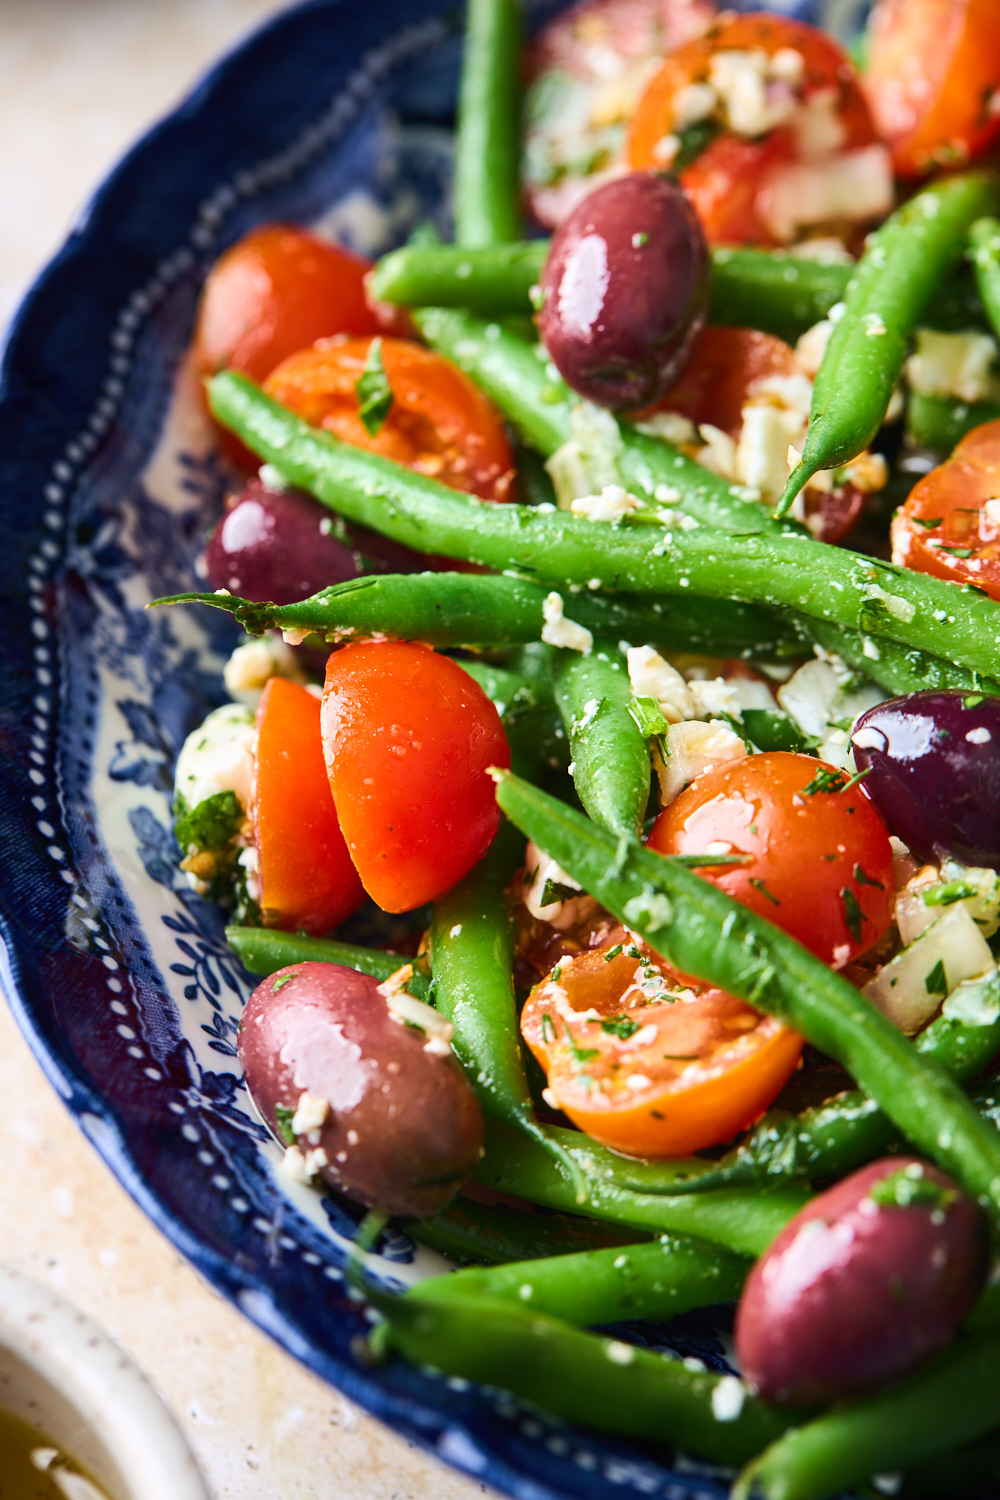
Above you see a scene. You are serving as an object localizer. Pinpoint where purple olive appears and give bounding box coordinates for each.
[537,171,709,411]
[851,691,1000,868]
[735,1156,987,1404]
[204,480,360,603]
[238,962,484,1218]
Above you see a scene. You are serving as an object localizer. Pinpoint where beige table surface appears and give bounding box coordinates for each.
[0,3,496,1496]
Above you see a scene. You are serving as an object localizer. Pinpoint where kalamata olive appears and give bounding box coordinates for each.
[735,1156,987,1404]
[537,171,709,410]
[238,961,484,1218]
[204,481,360,603]
[851,691,1000,868]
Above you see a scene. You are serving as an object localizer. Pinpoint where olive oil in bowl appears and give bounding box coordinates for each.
[0,1405,108,1499]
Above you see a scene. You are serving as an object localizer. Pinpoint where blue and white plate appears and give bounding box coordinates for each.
[0,3,868,1498]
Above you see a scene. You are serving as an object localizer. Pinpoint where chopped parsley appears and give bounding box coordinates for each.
[174,789,242,854]
[564,1024,599,1066]
[271,971,300,991]
[669,118,722,174]
[840,887,866,943]
[601,1015,641,1040]
[925,958,948,995]
[603,943,625,963]
[274,1104,296,1147]
[628,695,669,739]
[355,337,394,436]
[541,1013,557,1043]
[909,516,943,529]
[541,877,579,906]
[749,877,780,907]
[853,864,885,890]
[801,766,846,796]
[924,881,977,907]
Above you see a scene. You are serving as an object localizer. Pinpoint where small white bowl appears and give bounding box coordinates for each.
[0,1262,209,1500]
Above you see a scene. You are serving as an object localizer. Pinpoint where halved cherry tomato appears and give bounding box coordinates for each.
[864,0,1000,178]
[320,641,510,912]
[648,751,894,967]
[264,337,515,504]
[192,224,379,383]
[254,677,364,934]
[891,419,1000,600]
[521,933,803,1157]
[628,13,877,245]
[639,326,866,543]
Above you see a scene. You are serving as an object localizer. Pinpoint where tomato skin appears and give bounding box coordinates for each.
[628,13,877,244]
[192,225,379,382]
[892,419,1000,600]
[521,935,803,1157]
[320,641,510,913]
[264,337,515,504]
[254,677,365,934]
[648,751,894,967]
[865,0,1000,178]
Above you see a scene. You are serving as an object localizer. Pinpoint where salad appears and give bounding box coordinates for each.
[157,0,1000,1494]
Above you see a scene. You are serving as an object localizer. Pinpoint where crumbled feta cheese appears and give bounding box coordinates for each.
[654,719,746,806]
[906,329,1000,404]
[174,703,256,815]
[541,592,593,654]
[794,319,834,377]
[777,656,883,742]
[223,635,306,708]
[626,646,694,722]
[758,144,893,243]
[792,86,846,156]
[711,1376,746,1422]
[634,410,699,446]
[863,312,887,338]
[942,970,1000,1027]
[383,987,455,1047]
[696,423,738,481]
[689,676,743,721]
[570,483,642,523]
[605,1340,635,1365]
[522,841,596,933]
[545,400,623,507]
[734,403,801,502]
[238,843,261,903]
[279,1145,313,1185]
[708,49,795,138]
[967,725,992,745]
[291,1091,330,1137]
[653,133,681,166]
[673,81,718,129]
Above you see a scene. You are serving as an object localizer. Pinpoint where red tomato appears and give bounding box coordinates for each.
[648,751,894,967]
[628,13,877,244]
[192,225,379,382]
[638,326,866,543]
[320,641,510,912]
[264,337,515,504]
[891,419,1000,600]
[865,0,1000,178]
[520,934,803,1157]
[254,677,364,934]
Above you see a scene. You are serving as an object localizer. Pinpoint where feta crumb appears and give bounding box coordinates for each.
[696,423,738,481]
[672,81,717,130]
[279,1145,313,1185]
[627,645,694,722]
[906,329,1000,404]
[174,702,256,815]
[542,592,593,654]
[689,676,743,721]
[634,411,699,446]
[224,635,306,708]
[967,726,992,745]
[711,1376,746,1422]
[291,1091,330,1137]
[570,483,642,523]
[758,144,893,243]
[605,1340,635,1365]
[449,923,463,938]
[541,1087,560,1109]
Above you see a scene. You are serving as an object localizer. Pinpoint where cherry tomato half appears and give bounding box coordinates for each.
[648,751,894,967]
[192,224,379,383]
[864,0,1000,178]
[264,337,515,504]
[892,419,1000,601]
[628,13,877,245]
[254,676,364,934]
[521,933,803,1157]
[320,641,510,912]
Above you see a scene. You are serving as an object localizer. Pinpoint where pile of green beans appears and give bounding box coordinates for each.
[188,0,1000,1485]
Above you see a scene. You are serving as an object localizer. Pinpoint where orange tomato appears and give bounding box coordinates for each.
[891,418,1000,600]
[264,337,515,504]
[192,224,379,383]
[628,12,877,244]
[254,677,364,934]
[521,934,803,1157]
[864,0,1000,178]
[648,751,895,968]
[320,640,510,913]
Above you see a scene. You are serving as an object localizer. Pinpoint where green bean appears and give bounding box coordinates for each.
[206,371,1000,680]
[780,170,1000,516]
[552,640,649,838]
[412,306,795,535]
[478,1119,810,1258]
[734,1328,1000,1500]
[371,240,547,315]
[429,823,555,1154]
[453,0,522,245]
[225,926,431,996]
[457,657,568,778]
[372,1288,793,1466]
[493,770,1000,1222]
[372,241,983,338]
[154,568,800,660]
[905,390,1000,452]
[970,216,1000,340]
[795,614,1000,699]
[409,1196,633,1265]
[415,1231,748,1325]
